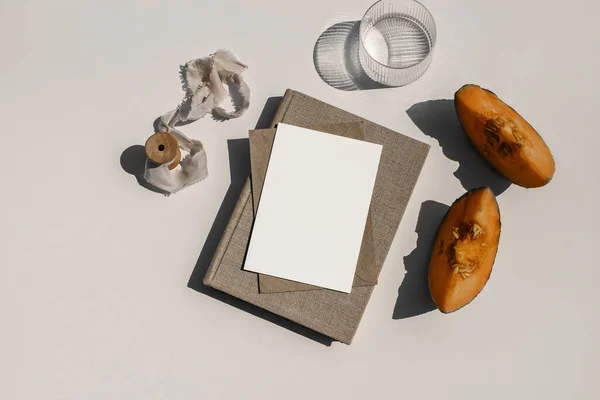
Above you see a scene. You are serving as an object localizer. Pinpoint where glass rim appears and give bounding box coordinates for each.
[359,0,437,71]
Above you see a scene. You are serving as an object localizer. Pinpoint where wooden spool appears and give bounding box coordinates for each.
[145,132,181,170]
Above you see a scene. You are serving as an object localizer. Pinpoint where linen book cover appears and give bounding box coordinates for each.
[203,89,430,344]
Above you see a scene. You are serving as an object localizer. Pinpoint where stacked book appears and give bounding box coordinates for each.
[204,89,429,344]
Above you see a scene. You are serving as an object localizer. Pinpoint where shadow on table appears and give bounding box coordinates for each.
[393,200,448,319]
[313,21,388,91]
[253,96,283,130]
[187,97,334,346]
[120,145,169,195]
[407,99,512,196]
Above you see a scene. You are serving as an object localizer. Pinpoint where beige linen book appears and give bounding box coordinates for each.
[203,89,430,344]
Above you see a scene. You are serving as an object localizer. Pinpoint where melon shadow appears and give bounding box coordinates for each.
[393,200,447,319]
[407,99,511,195]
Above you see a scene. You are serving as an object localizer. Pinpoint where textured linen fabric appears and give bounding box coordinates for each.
[249,122,378,294]
[147,50,250,194]
[203,89,430,344]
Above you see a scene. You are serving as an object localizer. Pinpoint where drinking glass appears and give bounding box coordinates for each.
[359,0,437,87]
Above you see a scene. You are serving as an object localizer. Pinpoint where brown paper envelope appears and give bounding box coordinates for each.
[248,122,378,294]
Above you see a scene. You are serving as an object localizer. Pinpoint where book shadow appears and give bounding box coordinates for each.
[313,21,388,91]
[393,200,448,319]
[187,97,334,346]
[406,99,512,195]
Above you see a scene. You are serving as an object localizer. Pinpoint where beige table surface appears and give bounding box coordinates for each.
[1,0,598,399]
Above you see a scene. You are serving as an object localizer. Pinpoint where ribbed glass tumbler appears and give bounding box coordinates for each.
[359,0,437,87]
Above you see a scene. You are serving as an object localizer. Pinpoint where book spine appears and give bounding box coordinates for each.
[270,89,296,128]
[203,180,252,287]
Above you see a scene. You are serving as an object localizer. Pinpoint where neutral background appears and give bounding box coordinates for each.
[2,0,598,399]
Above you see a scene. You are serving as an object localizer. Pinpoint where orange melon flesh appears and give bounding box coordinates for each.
[455,84,555,188]
[428,187,501,313]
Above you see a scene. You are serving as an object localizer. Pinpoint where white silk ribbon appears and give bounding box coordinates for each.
[144,49,250,195]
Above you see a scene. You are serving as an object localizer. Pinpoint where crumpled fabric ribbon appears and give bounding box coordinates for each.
[144,49,250,195]
[143,130,208,195]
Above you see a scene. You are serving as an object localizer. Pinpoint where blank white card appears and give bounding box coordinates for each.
[243,123,382,293]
